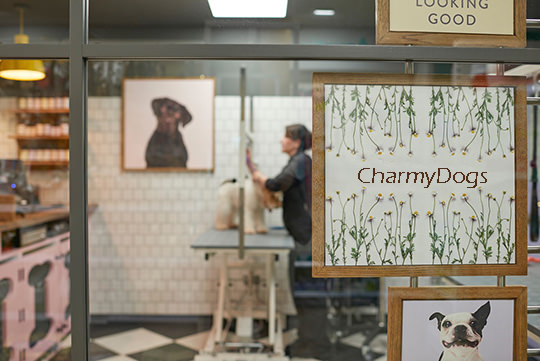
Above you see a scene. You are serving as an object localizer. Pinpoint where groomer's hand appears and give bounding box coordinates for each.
[246,148,257,174]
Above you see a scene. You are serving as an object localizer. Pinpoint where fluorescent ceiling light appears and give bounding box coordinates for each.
[503,65,540,77]
[313,9,335,16]
[486,64,540,77]
[208,0,288,18]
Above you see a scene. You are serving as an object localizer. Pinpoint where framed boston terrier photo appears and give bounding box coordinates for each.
[387,286,527,361]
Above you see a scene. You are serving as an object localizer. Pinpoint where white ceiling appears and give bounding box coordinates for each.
[0,0,378,29]
[0,0,538,34]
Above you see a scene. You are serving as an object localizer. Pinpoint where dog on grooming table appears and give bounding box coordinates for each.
[215,178,282,234]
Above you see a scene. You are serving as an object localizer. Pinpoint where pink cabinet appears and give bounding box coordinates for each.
[0,232,70,361]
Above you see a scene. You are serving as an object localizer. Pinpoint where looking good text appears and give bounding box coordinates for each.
[415,0,489,27]
[358,168,487,189]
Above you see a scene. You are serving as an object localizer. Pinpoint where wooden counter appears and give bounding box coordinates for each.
[0,204,97,233]
[0,207,68,233]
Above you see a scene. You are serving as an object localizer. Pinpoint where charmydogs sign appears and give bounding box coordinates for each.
[312,73,527,277]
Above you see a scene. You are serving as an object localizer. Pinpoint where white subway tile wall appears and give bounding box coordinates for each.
[87,96,311,315]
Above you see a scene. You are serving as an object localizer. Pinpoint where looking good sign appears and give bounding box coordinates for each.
[390,0,512,34]
[312,73,527,276]
[376,0,525,47]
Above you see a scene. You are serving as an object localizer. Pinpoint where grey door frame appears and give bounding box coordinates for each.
[0,0,539,359]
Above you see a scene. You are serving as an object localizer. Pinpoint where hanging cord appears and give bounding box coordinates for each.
[19,7,24,35]
[531,74,539,242]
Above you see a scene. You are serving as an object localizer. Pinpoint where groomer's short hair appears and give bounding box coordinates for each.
[285,124,312,151]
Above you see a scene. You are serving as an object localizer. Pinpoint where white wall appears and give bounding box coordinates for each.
[87,96,311,315]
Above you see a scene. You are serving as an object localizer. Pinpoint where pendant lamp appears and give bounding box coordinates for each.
[0,7,46,82]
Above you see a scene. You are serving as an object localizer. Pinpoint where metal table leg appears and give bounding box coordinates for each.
[216,254,228,344]
[267,254,276,346]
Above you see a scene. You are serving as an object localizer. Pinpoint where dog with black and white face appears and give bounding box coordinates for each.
[429,301,491,361]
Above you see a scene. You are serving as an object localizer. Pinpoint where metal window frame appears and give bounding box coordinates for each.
[0,0,538,359]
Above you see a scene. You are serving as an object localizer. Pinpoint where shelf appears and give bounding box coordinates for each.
[9,135,69,141]
[293,289,379,299]
[13,109,69,114]
[24,161,69,167]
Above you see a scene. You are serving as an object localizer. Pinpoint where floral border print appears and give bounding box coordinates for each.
[312,73,527,277]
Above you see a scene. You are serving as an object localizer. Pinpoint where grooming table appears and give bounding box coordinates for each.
[191,228,296,360]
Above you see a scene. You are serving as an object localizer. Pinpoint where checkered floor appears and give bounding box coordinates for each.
[50,307,387,361]
[52,327,208,361]
[92,328,202,360]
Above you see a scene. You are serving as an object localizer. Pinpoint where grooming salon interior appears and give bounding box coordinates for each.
[1,1,540,360]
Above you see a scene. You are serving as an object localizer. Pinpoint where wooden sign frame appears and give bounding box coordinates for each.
[376,0,526,47]
[387,286,527,361]
[312,73,527,278]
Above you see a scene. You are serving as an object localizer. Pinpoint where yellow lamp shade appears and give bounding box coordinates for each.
[0,59,46,81]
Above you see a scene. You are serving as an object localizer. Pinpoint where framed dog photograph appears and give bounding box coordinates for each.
[376,0,526,47]
[312,73,527,277]
[387,286,527,361]
[122,77,215,172]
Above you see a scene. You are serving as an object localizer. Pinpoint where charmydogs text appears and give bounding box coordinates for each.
[358,168,487,189]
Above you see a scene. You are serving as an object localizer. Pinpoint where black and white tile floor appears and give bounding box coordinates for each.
[50,307,387,361]
[90,327,202,360]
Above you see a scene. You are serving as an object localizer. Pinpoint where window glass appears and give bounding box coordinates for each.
[86,59,540,360]
[0,2,68,44]
[88,0,374,44]
[0,59,70,360]
[88,0,540,45]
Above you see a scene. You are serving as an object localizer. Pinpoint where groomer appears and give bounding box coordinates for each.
[250,123,312,246]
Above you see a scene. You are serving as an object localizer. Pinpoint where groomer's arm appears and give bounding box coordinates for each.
[247,149,268,186]
[252,171,268,186]
[261,159,296,192]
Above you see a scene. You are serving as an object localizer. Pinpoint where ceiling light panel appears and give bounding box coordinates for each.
[313,9,335,16]
[208,0,288,18]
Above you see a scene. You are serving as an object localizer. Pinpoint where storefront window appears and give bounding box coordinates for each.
[82,59,540,360]
[0,59,70,360]
[0,2,539,360]
[87,59,385,360]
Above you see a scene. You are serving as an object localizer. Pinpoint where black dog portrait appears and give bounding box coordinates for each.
[145,97,192,168]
